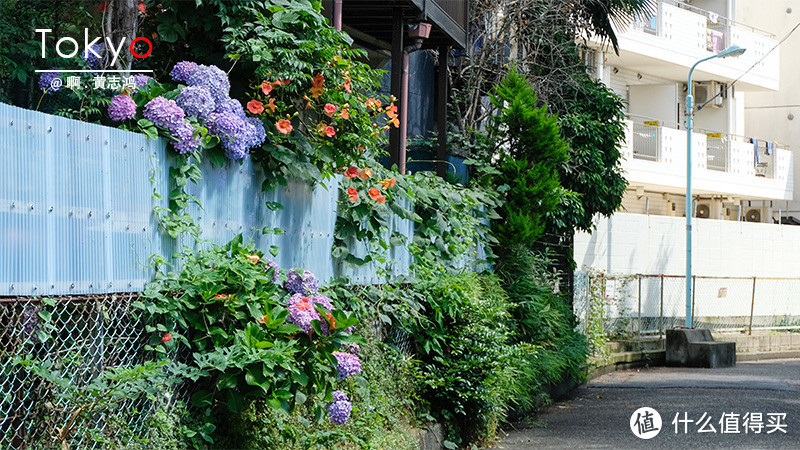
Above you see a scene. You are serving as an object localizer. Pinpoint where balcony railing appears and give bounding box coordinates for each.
[632,122,660,161]
[706,135,728,172]
[616,1,779,89]
[431,0,467,31]
[624,118,789,180]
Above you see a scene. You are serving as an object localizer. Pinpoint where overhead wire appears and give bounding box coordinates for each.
[696,19,800,111]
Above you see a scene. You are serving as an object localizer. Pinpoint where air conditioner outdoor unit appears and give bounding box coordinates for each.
[744,207,771,223]
[694,81,724,108]
[696,200,723,220]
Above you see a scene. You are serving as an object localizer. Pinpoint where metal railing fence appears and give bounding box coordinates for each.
[0,294,155,449]
[575,272,800,338]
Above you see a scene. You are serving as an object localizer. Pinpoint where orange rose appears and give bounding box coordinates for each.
[347,187,358,201]
[359,168,372,180]
[247,254,260,264]
[261,81,273,95]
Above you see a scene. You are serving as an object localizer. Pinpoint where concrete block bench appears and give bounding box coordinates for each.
[666,329,736,368]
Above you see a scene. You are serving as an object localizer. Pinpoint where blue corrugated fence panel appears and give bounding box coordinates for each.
[1,103,417,295]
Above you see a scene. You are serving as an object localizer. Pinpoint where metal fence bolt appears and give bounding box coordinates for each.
[88,211,93,218]
[106,212,111,218]
[86,135,90,140]
[27,123,31,129]
[32,286,37,291]
[47,127,52,132]
[69,210,73,216]
[142,227,146,232]
[10,202,14,208]
[49,206,53,212]
[29,204,34,210]
[9,120,13,126]
[128,282,133,287]
[70,283,74,289]
[9,284,13,291]
[140,147,144,152]
[89,283,93,288]
[124,143,128,148]
[67,131,71,137]
[126,225,130,230]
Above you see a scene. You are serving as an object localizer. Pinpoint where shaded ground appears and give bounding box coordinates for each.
[492,359,800,449]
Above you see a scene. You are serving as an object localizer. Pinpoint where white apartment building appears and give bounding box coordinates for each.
[738,1,800,218]
[574,0,800,279]
[593,0,791,223]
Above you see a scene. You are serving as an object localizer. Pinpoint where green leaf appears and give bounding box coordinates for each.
[269,246,280,257]
[191,390,213,408]
[37,311,52,322]
[217,372,238,390]
[295,391,307,406]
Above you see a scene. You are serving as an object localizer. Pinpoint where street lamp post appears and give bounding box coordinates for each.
[685,45,746,328]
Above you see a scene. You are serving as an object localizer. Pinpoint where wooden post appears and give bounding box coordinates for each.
[389,8,403,171]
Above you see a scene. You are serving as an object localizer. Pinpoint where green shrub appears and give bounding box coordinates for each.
[402,272,525,446]
[212,336,420,450]
[138,235,364,445]
[497,246,588,414]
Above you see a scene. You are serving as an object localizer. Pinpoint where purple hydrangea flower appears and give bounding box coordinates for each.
[342,343,360,355]
[170,61,198,83]
[143,96,185,129]
[264,259,279,284]
[208,112,250,159]
[286,293,335,335]
[133,74,154,87]
[21,304,41,343]
[187,64,230,102]
[284,269,319,295]
[327,396,352,425]
[214,98,247,118]
[38,70,61,92]
[107,94,137,121]
[246,117,266,148]
[332,351,362,380]
[170,120,201,154]
[176,86,215,120]
[332,390,349,402]
[82,43,104,70]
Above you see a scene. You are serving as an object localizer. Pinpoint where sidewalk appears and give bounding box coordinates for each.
[492,358,800,449]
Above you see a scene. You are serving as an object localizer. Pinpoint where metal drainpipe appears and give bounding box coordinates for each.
[333,0,342,31]
[399,39,424,175]
[399,52,410,174]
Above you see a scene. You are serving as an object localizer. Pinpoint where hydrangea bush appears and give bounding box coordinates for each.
[138,235,365,436]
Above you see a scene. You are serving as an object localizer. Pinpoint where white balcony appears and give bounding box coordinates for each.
[621,120,793,200]
[598,1,778,91]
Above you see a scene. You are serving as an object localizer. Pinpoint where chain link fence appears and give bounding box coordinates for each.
[575,271,800,338]
[0,294,155,449]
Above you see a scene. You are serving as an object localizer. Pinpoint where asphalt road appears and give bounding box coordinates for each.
[492,359,800,449]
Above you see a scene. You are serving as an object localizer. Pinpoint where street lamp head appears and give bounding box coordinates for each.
[716,45,746,58]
